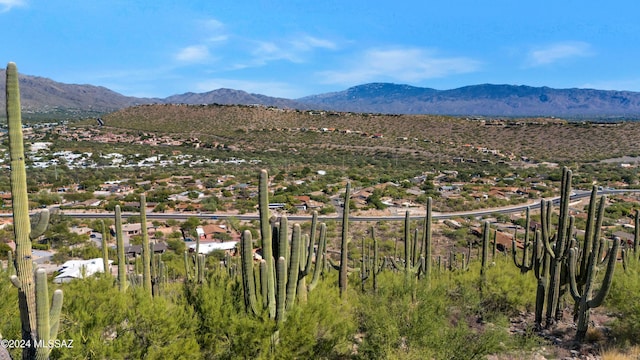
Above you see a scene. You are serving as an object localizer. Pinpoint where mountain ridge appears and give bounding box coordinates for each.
[2,69,640,119]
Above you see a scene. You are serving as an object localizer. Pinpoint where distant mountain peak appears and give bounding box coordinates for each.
[298,82,640,118]
[2,70,640,120]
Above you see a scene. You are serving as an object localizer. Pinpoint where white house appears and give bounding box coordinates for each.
[54,258,112,283]
[188,241,238,255]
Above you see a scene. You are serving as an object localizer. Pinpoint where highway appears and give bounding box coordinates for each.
[5,188,637,223]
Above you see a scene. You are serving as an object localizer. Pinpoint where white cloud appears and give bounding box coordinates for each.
[175,45,211,63]
[202,18,224,30]
[200,18,228,43]
[172,18,227,63]
[248,34,338,66]
[194,78,304,98]
[526,41,593,66]
[290,35,337,51]
[207,35,228,43]
[250,41,301,64]
[318,47,481,85]
[0,0,25,12]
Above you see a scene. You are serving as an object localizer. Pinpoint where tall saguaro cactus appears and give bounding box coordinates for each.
[240,230,259,315]
[423,197,433,287]
[100,220,110,275]
[6,62,60,360]
[338,182,351,298]
[258,170,277,318]
[544,167,573,326]
[480,220,490,291]
[140,194,152,296]
[568,237,619,342]
[115,205,127,292]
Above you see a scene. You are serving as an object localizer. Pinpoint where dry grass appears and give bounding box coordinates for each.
[602,346,640,360]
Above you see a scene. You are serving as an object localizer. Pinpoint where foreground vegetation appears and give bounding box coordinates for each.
[2,243,640,359]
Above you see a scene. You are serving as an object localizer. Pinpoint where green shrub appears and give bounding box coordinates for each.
[608,261,640,345]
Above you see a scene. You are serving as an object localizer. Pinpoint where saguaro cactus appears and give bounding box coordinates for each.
[338,182,351,298]
[390,211,423,277]
[512,207,535,274]
[285,224,301,311]
[634,209,639,257]
[140,194,152,296]
[568,237,619,342]
[100,220,110,275]
[115,205,127,292]
[259,170,277,318]
[480,220,491,292]
[308,223,327,292]
[544,167,573,326]
[423,197,433,287]
[6,62,61,360]
[240,230,259,315]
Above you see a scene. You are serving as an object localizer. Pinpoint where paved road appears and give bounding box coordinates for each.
[2,188,634,223]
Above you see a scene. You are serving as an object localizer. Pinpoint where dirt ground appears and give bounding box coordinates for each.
[488,308,616,360]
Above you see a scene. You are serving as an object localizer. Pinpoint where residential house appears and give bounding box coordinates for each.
[188,241,238,255]
[197,224,241,242]
[54,258,112,283]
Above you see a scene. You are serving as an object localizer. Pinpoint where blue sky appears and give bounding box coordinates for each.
[1,0,639,99]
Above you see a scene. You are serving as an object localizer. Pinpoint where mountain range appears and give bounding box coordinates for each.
[2,69,640,120]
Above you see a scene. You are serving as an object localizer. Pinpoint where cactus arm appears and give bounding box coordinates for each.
[275,257,286,324]
[285,224,300,311]
[10,274,22,288]
[304,211,317,275]
[327,257,342,271]
[588,239,619,308]
[567,248,582,302]
[302,230,314,276]
[532,230,543,278]
[29,210,50,241]
[513,209,533,273]
[308,223,326,291]
[35,270,50,354]
[278,216,288,263]
[259,260,268,307]
[197,254,205,284]
[240,230,259,315]
[297,234,309,303]
[540,200,556,260]
[512,236,523,269]
[387,251,403,271]
[580,186,598,275]
[183,250,191,281]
